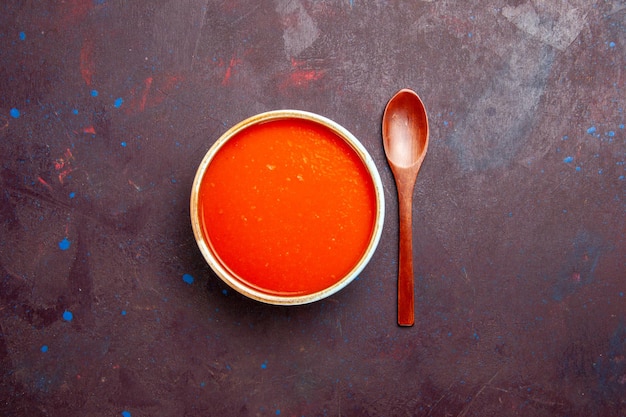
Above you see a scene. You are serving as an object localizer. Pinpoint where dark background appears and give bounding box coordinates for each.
[1,1,624,416]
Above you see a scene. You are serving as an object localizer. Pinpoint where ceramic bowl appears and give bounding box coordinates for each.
[190,110,384,305]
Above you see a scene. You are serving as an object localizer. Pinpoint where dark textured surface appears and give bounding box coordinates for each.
[1,1,625,416]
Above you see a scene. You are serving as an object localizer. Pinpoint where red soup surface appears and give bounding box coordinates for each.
[198,118,377,296]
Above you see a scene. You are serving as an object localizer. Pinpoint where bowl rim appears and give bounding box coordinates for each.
[190,109,385,305]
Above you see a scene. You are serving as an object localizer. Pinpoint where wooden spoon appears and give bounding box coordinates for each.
[382,89,429,326]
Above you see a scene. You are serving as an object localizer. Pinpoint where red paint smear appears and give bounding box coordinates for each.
[58,168,73,185]
[57,0,96,29]
[291,58,306,69]
[289,69,325,85]
[162,74,182,90]
[125,75,183,115]
[222,57,242,85]
[281,59,325,88]
[139,77,153,112]
[83,126,96,135]
[80,38,95,86]
[54,148,75,184]
[54,148,74,171]
[38,177,53,192]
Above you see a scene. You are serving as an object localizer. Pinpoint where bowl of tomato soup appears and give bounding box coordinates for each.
[190,110,384,305]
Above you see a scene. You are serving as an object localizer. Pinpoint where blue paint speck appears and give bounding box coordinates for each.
[619,175,625,180]
[472,331,480,341]
[121,411,131,417]
[606,131,615,137]
[563,156,574,163]
[620,124,625,129]
[59,238,71,251]
[10,108,20,118]
[19,31,26,41]
[276,410,281,415]
[609,41,616,48]
[182,274,194,284]
[121,141,127,147]
[91,90,99,97]
[121,310,127,316]
[261,360,268,369]
[72,109,79,115]
[598,169,603,175]
[63,310,73,322]
[576,166,581,172]
[587,126,596,134]
[69,192,76,199]
[620,292,624,297]
[114,97,124,108]
[41,345,48,352]
[222,289,228,296]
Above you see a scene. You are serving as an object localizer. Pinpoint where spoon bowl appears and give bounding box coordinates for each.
[382,89,429,326]
[383,90,429,170]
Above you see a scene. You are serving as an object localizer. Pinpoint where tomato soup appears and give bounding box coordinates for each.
[195,115,380,299]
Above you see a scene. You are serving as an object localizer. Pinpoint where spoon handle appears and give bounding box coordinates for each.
[397,181,415,326]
